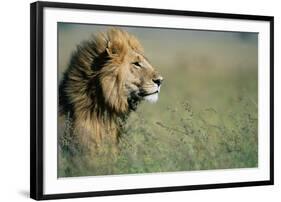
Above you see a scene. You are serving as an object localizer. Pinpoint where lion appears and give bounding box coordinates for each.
[59,28,163,154]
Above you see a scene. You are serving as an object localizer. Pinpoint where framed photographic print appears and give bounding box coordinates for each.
[30,1,274,200]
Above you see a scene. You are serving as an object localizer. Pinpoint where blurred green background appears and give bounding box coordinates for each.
[58,23,258,177]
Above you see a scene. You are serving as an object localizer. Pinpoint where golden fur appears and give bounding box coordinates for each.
[59,28,163,153]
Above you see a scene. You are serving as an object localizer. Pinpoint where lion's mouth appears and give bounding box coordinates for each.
[128,90,159,110]
[139,90,159,97]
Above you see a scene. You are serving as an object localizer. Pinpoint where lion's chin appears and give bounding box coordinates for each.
[143,93,159,103]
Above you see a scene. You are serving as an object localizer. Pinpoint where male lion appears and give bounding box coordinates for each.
[59,28,163,154]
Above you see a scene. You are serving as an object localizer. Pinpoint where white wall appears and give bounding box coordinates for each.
[0,0,279,201]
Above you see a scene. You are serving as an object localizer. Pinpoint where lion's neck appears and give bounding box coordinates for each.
[60,71,130,148]
[71,93,129,147]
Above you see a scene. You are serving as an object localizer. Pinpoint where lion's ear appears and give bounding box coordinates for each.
[106,40,126,57]
[105,41,112,56]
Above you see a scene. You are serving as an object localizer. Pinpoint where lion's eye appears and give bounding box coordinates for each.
[132,62,142,69]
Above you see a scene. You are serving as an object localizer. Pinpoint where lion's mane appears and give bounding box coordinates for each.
[59,28,143,152]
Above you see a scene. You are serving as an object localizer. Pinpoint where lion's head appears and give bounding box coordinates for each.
[96,28,163,113]
[59,28,163,149]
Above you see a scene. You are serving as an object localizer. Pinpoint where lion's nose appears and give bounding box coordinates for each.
[153,77,163,87]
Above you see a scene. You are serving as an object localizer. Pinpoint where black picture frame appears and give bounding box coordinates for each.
[30,1,274,200]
